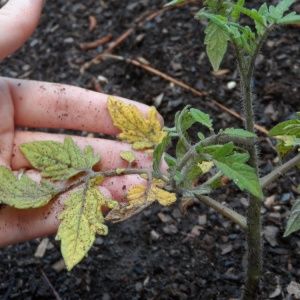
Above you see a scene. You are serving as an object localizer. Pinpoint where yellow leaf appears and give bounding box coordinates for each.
[105,180,176,223]
[56,183,117,271]
[120,151,136,163]
[197,161,214,174]
[151,186,177,206]
[107,96,166,150]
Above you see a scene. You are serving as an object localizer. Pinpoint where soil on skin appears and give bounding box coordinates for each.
[0,0,300,299]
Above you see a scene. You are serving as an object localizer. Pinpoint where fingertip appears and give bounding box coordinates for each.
[0,0,44,59]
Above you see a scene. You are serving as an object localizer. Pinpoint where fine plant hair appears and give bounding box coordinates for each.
[0,1,300,299]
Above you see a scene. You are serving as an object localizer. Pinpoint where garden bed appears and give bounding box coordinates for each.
[0,0,299,299]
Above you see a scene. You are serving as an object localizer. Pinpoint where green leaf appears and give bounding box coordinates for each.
[239,7,266,29]
[153,135,171,176]
[176,138,187,160]
[21,137,100,180]
[164,153,176,169]
[175,106,195,133]
[269,0,295,22]
[284,198,300,237]
[204,22,229,71]
[277,12,300,24]
[223,128,256,138]
[196,11,230,32]
[214,157,263,199]
[190,108,213,129]
[183,158,205,188]
[56,183,117,270]
[0,166,58,209]
[269,119,300,137]
[199,142,235,159]
[231,0,245,21]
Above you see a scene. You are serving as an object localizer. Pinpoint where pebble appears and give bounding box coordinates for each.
[198,214,207,225]
[227,81,237,90]
[163,224,178,235]
[135,282,143,292]
[150,230,160,241]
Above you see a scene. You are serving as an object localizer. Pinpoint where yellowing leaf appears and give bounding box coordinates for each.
[107,96,166,150]
[120,151,136,163]
[198,161,214,174]
[20,137,100,180]
[56,183,118,271]
[151,185,177,206]
[0,166,58,209]
[105,180,176,223]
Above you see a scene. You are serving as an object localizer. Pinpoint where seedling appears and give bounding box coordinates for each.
[0,1,299,299]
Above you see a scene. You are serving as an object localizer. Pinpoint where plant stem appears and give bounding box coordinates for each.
[261,153,300,189]
[195,194,247,229]
[238,61,262,300]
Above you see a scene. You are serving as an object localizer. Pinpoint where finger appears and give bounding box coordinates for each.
[0,184,112,247]
[2,77,163,134]
[0,80,14,167]
[12,131,153,171]
[0,0,43,59]
[0,170,146,247]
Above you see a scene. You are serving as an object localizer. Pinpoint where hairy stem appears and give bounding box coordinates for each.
[261,153,300,189]
[195,194,247,229]
[238,57,262,300]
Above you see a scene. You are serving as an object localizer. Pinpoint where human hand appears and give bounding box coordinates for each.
[0,1,161,246]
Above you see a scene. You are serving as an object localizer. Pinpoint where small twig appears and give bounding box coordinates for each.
[79,34,113,51]
[81,0,201,72]
[182,191,247,229]
[93,168,150,178]
[260,153,300,189]
[41,269,62,300]
[95,53,268,135]
[80,8,168,72]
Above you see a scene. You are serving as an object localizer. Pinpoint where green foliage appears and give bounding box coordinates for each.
[0,166,58,209]
[223,128,256,138]
[190,108,213,129]
[269,119,300,156]
[21,137,100,180]
[196,0,300,70]
[204,22,229,71]
[198,142,262,198]
[214,157,263,199]
[153,135,171,176]
[284,198,300,237]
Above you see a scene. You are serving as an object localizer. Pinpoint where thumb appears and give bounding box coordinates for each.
[0,0,44,60]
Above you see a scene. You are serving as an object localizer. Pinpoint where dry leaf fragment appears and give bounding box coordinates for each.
[107,96,166,150]
[106,179,176,223]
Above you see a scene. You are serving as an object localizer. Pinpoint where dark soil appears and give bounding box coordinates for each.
[0,0,300,299]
